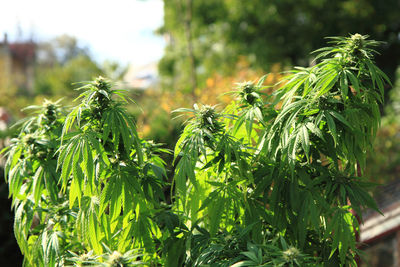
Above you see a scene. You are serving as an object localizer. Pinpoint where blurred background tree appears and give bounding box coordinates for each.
[366,66,400,187]
[34,35,104,96]
[0,34,106,118]
[159,0,400,100]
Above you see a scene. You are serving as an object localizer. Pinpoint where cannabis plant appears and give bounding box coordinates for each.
[3,78,172,266]
[172,34,390,266]
[2,34,390,266]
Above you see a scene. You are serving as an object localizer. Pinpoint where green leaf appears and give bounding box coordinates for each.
[345,70,360,94]
[69,176,81,208]
[339,73,349,98]
[110,179,123,223]
[88,212,102,254]
[300,125,310,159]
[32,166,44,205]
[316,70,339,97]
[43,170,58,203]
[256,74,268,87]
[253,107,263,122]
[306,122,324,140]
[329,110,353,129]
[275,100,307,124]
[324,111,338,145]
[59,138,79,191]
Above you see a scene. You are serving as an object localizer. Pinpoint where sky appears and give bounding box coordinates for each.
[0,0,165,66]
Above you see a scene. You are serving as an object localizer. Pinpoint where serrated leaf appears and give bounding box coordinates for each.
[339,73,349,98]
[256,74,268,87]
[69,176,80,208]
[325,111,338,145]
[300,125,310,159]
[329,110,353,129]
[346,70,360,94]
[32,166,44,205]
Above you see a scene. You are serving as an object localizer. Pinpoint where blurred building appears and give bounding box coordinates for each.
[0,33,36,94]
[123,62,159,90]
[359,180,400,266]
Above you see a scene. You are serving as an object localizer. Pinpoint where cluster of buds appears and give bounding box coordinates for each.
[44,102,58,123]
[282,246,301,262]
[195,104,224,135]
[21,133,48,159]
[89,76,113,120]
[37,99,62,130]
[348,34,365,51]
[237,81,263,107]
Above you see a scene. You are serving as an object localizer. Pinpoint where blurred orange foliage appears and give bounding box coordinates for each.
[136,58,283,139]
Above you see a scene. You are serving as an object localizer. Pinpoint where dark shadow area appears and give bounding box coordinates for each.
[0,167,23,266]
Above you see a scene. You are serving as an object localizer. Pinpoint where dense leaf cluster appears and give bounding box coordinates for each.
[171,34,389,266]
[3,78,170,266]
[2,34,390,266]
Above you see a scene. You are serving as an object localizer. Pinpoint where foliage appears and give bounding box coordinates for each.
[2,34,390,266]
[2,78,171,266]
[171,34,389,266]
